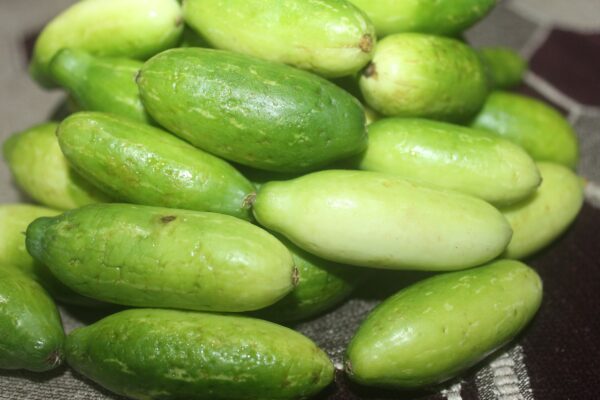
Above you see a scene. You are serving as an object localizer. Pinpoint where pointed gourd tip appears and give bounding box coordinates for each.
[45,348,64,368]
[292,266,300,287]
[362,62,376,78]
[344,360,353,375]
[25,216,52,261]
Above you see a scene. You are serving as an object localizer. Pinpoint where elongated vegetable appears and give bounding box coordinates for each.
[66,309,333,399]
[183,0,375,77]
[253,170,512,271]
[0,267,65,372]
[346,259,542,388]
[138,48,367,172]
[49,49,152,124]
[357,118,540,205]
[471,91,579,169]
[57,112,255,220]
[502,162,584,258]
[27,203,295,312]
[3,122,111,210]
[30,0,183,86]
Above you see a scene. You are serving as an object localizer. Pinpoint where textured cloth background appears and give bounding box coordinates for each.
[1,0,599,399]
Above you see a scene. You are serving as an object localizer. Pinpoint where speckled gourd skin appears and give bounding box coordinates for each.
[253,170,512,271]
[502,163,584,259]
[182,0,375,78]
[359,33,489,122]
[49,49,153,124]
[26,203,295,312]
[357,118,541,206]
[347,0,496,37]
[30,0,183,87]
[346,259,542,389]
[470,91,579,169]
[254,236,369,323]
[0,204,104,307]
[66,308,333,400]
[3,122,111,210]
[137,48,367,172]
[57,112,255,220]
[0,267,65,372]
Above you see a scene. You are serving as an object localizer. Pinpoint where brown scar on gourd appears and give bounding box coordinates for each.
[175,16,184,27]
[242,192,257,209]
[362,62,377,78]
[344,360,353,374]
[359,34,373,53]
[161,215,177,223]
[292,266,300,287]
[45,349,63,367]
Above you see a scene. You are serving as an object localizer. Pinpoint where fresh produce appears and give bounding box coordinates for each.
[49,49,152,124]
[502,163,584,258]
[346,259,542,388]
[254,236,368,322]
[2,0,590,396]
[356,118,541,205]
[478,47,527,89]
[471,91,579,168]
[253,170,512,271]
[0,266,65,372]
[57,112,255,220]
[348,0,496,37]
[183,0,375,78]
[0,204,102,307]
[137,48,367,172]
[66,308,333,400]
[360,33,489,121]
[30,0,183,87]
[3,122,111,210]
[26,203,295,312]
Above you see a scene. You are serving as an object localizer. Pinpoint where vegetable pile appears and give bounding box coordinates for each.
[0,0,583,398]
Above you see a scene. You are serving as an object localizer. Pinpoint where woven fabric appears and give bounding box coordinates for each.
[1,0,599,399]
